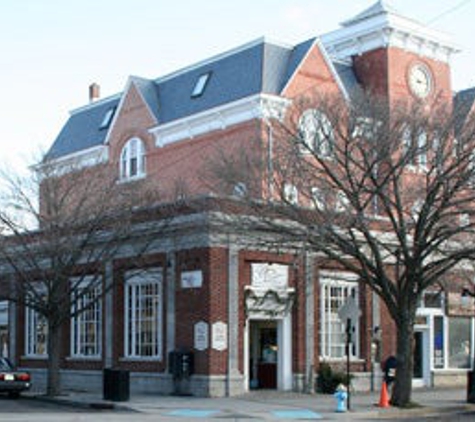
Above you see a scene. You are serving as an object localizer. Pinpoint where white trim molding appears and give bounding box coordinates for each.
[321,9,460,63]
[150,94,290,148]
[35,145,109,177]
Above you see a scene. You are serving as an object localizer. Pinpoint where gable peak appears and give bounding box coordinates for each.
[341,1,400,27]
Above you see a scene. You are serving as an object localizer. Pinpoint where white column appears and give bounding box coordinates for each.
[278,314,292,390]
[227,246,240,395]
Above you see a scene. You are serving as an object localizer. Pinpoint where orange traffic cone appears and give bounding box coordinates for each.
[378,381,390,408]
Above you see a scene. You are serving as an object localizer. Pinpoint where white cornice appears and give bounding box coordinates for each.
[150,94,290,147]
[321,11,460,63]
[35,145,109,176]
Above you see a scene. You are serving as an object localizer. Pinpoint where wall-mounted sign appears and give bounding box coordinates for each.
[212,321,227,351]
[181,270,203,289]
[251,263,288,289]
[194,321,209,351]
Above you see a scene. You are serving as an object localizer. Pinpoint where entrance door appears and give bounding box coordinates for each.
[413,331,423,379]
[249,321,277,389]
[412,328,430,387]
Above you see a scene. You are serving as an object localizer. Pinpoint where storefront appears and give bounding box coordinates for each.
[415,291,474,387]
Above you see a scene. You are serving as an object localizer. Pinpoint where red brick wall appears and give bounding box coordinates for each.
[175,247,229,375]
[353,46,453,106]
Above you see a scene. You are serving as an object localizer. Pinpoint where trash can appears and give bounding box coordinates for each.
[103,368,130,401]
[467,370,475,403]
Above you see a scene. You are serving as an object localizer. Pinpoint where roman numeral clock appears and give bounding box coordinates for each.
[408,63,433,99]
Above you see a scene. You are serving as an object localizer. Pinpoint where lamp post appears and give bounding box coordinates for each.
[461,286,475,403]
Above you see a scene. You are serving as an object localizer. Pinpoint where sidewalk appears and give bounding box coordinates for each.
[28,387,475,420]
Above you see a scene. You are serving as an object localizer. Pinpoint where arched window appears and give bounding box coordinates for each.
[299,109,334,158]
[120,138,146,180]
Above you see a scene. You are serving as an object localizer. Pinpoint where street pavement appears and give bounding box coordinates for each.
[22,386,475,420]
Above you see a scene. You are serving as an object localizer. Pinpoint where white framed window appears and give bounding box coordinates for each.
[299,109,334,158]
[448,317,472,369]
[402,128,427,169]
[311,187,325,210]
[25,302,48,357]
[319,272,359,359]
[71,278,102,358]
[335,190,350,213]
[283,183,299,205]
[460,213,470,227]
[120,137,146,180]
[124,268,163,359]
[233,182,248,197]
[411,199,423,221]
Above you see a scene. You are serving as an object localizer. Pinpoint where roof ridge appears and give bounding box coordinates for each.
[155,37,292,85]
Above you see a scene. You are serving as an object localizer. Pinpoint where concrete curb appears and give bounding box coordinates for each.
[24,393,136,412]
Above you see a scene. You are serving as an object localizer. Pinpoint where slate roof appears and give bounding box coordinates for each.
[47,96,120,159]
[45,37,342,160]
[454,87,475,134]
[332,61,361,100]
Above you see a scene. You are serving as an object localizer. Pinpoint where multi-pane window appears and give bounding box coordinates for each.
[299,109,334,158]
[71,279,102,358]
[448,317,472,369]
[25,304,48,357]
[125,269,163,359]
[283,183,299,205]
[335,190,350,213]
[320,273,359,359]
[402,128,427,169]
[311,187,325,210]
[120,137,146,180]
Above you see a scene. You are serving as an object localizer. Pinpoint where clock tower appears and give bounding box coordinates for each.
[321,1,459,104]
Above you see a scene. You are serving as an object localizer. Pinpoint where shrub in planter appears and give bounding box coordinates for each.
[316,363,351,394]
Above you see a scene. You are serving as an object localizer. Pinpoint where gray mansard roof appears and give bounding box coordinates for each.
[46,37,353,160]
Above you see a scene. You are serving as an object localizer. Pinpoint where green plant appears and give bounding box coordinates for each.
[316,363,352,394]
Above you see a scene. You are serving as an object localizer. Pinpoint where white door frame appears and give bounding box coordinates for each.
[244,313,292,391]
[413,325,431,388]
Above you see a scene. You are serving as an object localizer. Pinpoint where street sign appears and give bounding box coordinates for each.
[338,296,361,322]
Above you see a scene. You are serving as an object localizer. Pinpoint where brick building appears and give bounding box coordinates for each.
[8,1,475,396]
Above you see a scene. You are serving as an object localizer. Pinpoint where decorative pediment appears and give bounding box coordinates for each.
[244,286,295,319]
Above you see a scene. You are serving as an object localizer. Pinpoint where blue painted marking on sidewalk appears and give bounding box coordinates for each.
[272,409,323,419]
[167,409,220,418]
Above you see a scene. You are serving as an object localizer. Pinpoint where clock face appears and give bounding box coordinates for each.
[408,64,432,99]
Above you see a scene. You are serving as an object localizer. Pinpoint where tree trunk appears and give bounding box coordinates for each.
[390,314,414,407]
[46,323,62,397]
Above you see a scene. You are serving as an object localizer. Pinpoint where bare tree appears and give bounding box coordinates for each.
[210,90,475,407]
[0,159,165,396]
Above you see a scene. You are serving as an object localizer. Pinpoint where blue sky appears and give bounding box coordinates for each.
[1,0,474,170]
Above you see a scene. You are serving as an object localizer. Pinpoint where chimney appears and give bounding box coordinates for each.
[89,83,100,103]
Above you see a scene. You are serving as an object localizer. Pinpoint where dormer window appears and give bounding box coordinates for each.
[191,72,211,98]
[100,107,116,130]
[120,138,146,180]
